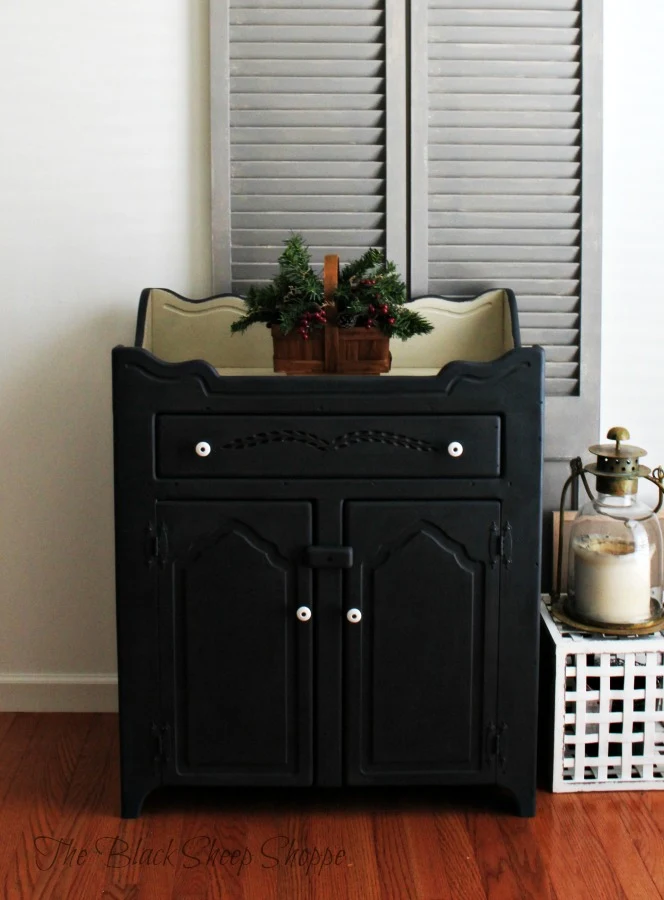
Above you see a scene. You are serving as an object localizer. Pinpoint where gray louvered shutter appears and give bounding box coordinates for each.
[217,0,388,292]
[411,0,600,405]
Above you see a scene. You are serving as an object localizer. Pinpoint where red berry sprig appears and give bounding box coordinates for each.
[297,307,327,340]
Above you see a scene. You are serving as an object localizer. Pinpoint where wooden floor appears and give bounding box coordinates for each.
[1,714,664,900]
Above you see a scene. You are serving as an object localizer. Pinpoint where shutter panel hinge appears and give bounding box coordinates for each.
[151,722,171,775]
[145,521,169,567]
[486,721,508,772]
[490,521,512,569]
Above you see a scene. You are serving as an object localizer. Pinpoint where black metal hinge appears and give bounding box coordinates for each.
[486,721,508,772]
[145,521,169,567]
[490,521,513,569]
[151,722,171,775]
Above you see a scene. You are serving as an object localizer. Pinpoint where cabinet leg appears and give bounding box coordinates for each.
[505,784,536,818]
[120,779,154,819]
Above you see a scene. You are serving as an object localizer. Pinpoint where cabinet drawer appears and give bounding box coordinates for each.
[156,415,501,479]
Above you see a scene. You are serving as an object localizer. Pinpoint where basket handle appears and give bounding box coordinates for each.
[323,254,339,371]
[323,254,339,324]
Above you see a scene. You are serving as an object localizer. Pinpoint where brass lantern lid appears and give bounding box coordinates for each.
[586,426,650,494]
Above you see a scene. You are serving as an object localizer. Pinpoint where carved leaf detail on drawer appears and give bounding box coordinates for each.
[220,430,438,453]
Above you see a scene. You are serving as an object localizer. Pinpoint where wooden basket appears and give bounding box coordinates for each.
[272,254,391,375]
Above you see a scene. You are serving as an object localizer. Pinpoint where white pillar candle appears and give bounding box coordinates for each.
[572,532,652,624]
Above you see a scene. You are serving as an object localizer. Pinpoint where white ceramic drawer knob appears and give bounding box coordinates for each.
[296,606,312,622]
[195,441,211,458]
[347,608,362,624]
[447,441,463,458]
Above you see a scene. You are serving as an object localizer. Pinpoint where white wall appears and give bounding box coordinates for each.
[0,1,661,709]
[601,0,664,504]
[0,1,211,709]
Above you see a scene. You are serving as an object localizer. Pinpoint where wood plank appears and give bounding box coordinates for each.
[406,800,485,899]
[582,793,660,899]
[617,792,664,896]
[28,714,122,900]
[0,712,17,747]
[1,714,93,900]
[497,809,561,900]
[369,806,418,899]
[550,794,627,899]
[531,792,600,900]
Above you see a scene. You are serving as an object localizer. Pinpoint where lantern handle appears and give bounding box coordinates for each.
[646,466,664,514]
[553,457,595,602]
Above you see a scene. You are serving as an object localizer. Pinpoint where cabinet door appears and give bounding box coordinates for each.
[157,501,313,785]
[344,501,500,784]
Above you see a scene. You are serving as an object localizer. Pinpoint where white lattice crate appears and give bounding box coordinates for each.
[540,597,664,792]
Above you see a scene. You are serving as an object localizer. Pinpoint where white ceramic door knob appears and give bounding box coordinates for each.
[195,441,211,457]
[296,606,312,622]
[346,608,362,623]
[447,441,463,458]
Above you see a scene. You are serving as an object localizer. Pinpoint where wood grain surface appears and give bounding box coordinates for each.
[1,714,663,900]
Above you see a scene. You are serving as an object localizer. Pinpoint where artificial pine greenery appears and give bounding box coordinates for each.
[230,234,326,337]
[230,235,432,341]
[335,248,433,340]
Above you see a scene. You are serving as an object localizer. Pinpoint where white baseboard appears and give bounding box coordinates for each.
[0,673,118,712]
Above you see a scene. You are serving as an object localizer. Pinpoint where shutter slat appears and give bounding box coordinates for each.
[231,42,382,60]
[520,328,578,345]
[430,229,579,246]
[231,109,385,127]
[233,144,384,162]
[232,229,385,248]
[430,193,579,212]
[231,26,383,42]
[518,295,579,312]
[429,77,579,94]
[429,280,578,296]
[230,9,382,25]
[234,212,384,228]
[541,345,579,363]
[429,27,579,44]
[233,197,383,214]
[429,60,579,78]
[429,246,579,263]
[232,161,385,178]
[232,91,384,109]
[545,379,578,396]
[431,93,579,112]
[237,0,381,7]
[232,178,384,196]
[545,362,579,380]
[231,127,383,143]
[430,43,578,62]
[231,77,384,93]
[431,0,578,9]
[430,111,579,129]
[429,212,579,228]
[429,129,579,146]
[430,10,579,27]
[232,60,383,76]
[429,160,579,177]
[429,144,580,162]
[233,246,373,264]
[519,312,579,328]
[429,177,580,195]
[429,263,579,281]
